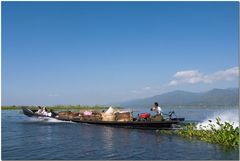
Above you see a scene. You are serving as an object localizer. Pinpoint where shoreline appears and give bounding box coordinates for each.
[1,105,238,110]
[1,105,121,111]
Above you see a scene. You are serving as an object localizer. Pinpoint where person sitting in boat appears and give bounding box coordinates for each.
[41,107,52,116]
[150,102,162,115]
[41,107,47,115]
[35,106,43,114]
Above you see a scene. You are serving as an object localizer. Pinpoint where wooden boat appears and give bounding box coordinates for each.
[56,114,184,130]
[21,107,184,130]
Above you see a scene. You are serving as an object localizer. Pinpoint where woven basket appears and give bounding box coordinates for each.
[115,112,133,122]
[101,113,116,121]
[68,112,79,120]
[57,111,71,120]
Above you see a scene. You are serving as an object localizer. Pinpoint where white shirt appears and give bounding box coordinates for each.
[152,106,162,115]
[41,111,48,116]
[36,109,42,114]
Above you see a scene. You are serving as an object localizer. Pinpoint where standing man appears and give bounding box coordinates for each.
[150,102,162,115]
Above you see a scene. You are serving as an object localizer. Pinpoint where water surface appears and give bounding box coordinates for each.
[2,107,239,160]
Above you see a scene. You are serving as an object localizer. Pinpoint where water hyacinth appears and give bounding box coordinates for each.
[157,118,239,148]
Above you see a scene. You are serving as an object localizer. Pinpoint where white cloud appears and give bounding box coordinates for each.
[174,70,202,78]
[142,86,152,90]
[168,80,178,86]
[204,67,239,83]
[168,67,239,86]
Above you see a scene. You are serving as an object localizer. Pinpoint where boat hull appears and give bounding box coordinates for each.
[69,119,181,130]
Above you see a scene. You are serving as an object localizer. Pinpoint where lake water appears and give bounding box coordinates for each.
[1,107,239,160]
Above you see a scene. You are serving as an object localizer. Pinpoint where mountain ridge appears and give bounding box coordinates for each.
[116,88,239,107]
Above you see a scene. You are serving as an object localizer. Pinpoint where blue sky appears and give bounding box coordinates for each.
[2,2,239,106]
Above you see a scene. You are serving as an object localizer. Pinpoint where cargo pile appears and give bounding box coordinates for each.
[56,111,80,120]
[56,106,133,122]
[101,107,133,122]
[115,111,133,122]
[81,111,102,121]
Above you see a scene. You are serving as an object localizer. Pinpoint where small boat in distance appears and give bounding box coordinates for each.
[21,106,185,130]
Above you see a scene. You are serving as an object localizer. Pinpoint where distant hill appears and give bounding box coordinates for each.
[117,88,239,108]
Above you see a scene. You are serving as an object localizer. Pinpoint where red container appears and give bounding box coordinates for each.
[139,113,151,119]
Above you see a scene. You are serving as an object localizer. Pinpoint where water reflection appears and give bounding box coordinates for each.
[101,126,114,151]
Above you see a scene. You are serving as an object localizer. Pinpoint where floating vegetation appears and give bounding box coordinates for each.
[157,118,239,148]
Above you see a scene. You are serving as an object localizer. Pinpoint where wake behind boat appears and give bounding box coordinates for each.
[21,106,185,130]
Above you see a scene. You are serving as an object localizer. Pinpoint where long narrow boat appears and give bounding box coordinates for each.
[21,107,184,130]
